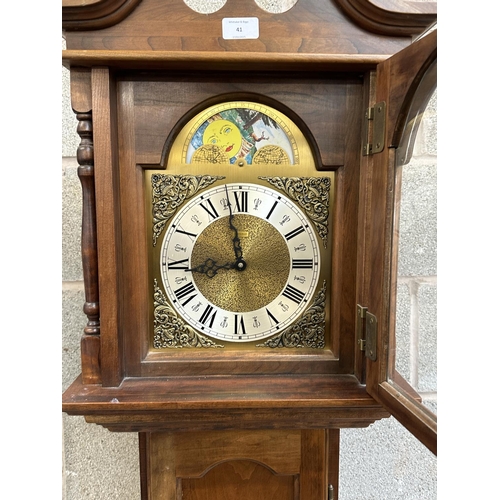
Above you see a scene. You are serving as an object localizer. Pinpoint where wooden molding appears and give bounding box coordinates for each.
[62,374,389,432]
[62,49,390,72]
[336,0,436,35]
[62,0,436,35]
[62,0,142,30]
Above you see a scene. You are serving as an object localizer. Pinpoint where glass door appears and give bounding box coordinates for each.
[361,25,437,454]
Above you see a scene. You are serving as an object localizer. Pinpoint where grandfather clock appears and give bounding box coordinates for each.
[62,1,437,498]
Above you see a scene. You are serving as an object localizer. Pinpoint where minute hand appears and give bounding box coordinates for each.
[226,185,244,264]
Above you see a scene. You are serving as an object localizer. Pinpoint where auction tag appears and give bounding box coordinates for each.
[222,17,259,40]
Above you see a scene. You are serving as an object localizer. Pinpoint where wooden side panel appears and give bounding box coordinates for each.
[92,67,124,386]
[181,461,297,500]
[328,429,340,496]
[116,80,150,374]
[334,75,365,371]
[143,430,328,500]
[354,70,377,383]
[130,75,359,168]
[300,430,327,500]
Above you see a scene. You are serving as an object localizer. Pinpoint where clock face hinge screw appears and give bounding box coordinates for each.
[356,304,377,361]
[362,101,386,156]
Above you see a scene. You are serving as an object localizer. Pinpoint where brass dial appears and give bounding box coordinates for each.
[160,183,321,342]
[191,214,290,312]
[150,99,332,349]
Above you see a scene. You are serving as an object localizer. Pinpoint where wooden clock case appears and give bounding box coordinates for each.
[62,1,437,498]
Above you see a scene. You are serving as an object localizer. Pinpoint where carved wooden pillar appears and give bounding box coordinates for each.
[76,110,101,384]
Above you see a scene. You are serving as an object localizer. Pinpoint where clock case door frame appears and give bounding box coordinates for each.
[358,27,437,454]
[112,77,363,381]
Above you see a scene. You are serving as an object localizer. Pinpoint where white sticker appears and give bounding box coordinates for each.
[222,17,259,40]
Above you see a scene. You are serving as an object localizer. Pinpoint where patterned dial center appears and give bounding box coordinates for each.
[191,214,290,312]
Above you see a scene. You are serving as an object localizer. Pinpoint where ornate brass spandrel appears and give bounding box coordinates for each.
[256,281,326,349]
[153,277,327,350]
[151,174,224,246]
[153,279,224,349]
[259,176,331,247]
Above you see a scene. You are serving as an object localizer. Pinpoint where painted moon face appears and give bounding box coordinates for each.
[202,119,243,157]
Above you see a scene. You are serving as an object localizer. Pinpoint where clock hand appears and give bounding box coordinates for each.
[225,185,246,271]
[187,258,236,279]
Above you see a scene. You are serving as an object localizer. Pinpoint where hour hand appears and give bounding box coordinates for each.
[187,258,235,278]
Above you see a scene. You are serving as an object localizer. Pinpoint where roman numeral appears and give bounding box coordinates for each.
[284,226,305,240]
[167,258,189,270]
[234,314,246,336]
[199,304,217,328]
[199,198,219,220]
[233,190,248,213]
[266,308,279,327]
[266,200,278,220]
[175,228,197,239]
[173,282,197,306]
[282,284,306,304]
[292,259,313,269]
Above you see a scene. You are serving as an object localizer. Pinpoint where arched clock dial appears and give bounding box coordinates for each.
[160,183,321,342]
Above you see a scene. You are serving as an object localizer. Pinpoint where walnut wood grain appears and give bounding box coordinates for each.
[378,381,437,454]
[91,67,124,387]
[106,73,365,379]
[140,430,334,500]
[62,50,390,72]
[176,433,299,500]
[63,0,436,37]
[354,69,377,384]
[71,68,102,384]
[63,374,389,432]
[336,0,436,35]
[173,430,302,477]
[182,461,297,500]
[62,0,142,30]
[300,430,327,500]
[61,1,438,495]
[328,429,340,496]
[63,0,419,56]
[76,112,100,337]
[360,29,437,454]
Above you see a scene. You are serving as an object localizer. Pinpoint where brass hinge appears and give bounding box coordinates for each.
[362,101,386,156]
[356,304,377,361]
